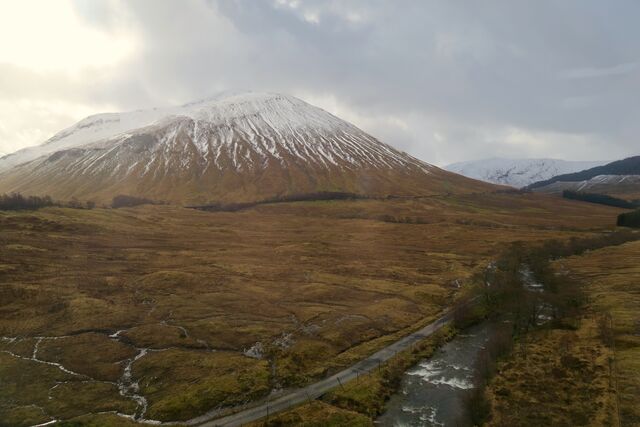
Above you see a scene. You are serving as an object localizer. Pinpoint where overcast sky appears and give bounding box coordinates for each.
[0,0,638,166]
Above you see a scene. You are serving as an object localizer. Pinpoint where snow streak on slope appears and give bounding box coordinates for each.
[445,158,608,188]
[0,91,496,203]
[532,175,640,197]
[0,92,427,173]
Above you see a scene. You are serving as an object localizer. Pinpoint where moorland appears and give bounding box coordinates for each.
[0,191,627,425]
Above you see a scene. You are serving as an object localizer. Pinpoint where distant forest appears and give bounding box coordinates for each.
[0,192,95,210]
[190,191,365,212]
[562,190,638,209]
[617,210,640,228]
[111,194,158,208]
[0,193,56,210]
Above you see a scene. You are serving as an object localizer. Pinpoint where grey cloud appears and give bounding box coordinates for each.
[27,1,640,164]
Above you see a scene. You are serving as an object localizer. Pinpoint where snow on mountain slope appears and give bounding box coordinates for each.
[527,156,640,200]
[0,92,424,173]
[536,174,640,192]
[445,158,607,188]
[0,92,494,204]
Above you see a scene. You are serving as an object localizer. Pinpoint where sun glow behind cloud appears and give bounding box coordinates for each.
[0,1,637,164]
[0,0,137,72]
[0,0,138,154]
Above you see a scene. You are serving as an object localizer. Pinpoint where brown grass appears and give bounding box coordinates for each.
[0,192,624,423]
[485,239,640,427]
[559,241,640,426]
[486,317,617,426]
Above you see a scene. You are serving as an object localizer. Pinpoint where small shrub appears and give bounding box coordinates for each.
[111,195,155,208]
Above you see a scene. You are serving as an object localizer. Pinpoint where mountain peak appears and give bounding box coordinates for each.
[0,92,494,203]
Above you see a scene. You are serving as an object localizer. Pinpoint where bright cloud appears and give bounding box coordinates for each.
[1,0,638,165]
[0,0,137,72]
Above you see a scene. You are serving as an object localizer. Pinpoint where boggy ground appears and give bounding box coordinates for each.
[0,192,622,425]
[485,239,640,427]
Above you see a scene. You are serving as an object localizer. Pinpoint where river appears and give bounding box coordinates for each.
[376,323,492,427]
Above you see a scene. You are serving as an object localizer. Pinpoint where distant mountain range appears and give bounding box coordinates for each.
[527,156,640,201]
[445,158,607,188]
[0,92,494,204]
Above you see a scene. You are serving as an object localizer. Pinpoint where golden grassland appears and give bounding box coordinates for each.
[485,239,640,427]
[0,192,624,424]
[561,241,640,426]
[485,316,618,426]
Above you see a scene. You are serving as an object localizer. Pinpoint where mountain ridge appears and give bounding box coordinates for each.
[445,157,608,188]
[0,92,495,204]
[527,155,640,200]
[527,156,640,189]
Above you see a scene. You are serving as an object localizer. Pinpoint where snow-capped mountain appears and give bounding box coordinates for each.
[445,158,607,188]
[0,92,493,203]
[528,155,640,200]
[531,174,640,195]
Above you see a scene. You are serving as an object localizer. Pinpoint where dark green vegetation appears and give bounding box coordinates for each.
[528,155,640,190]
[190,191,366,212]
[111,194,157,208]
[0,192,56,210]
[563,190,638,209]
[617,209,640,228]
[0,192,627,424]
[0,192,97,211]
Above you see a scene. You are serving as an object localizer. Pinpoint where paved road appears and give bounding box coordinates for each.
[191,309,456,427]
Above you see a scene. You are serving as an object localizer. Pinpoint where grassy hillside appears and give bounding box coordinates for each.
[0,193,624,424]
[485,239,640,426]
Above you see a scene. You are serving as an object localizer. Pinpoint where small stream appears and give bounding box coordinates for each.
[376,323,493,427]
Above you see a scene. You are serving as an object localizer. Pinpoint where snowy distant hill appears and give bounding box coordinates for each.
[0,91,494,204]
[445,158,607,188]
[528,156,640,201]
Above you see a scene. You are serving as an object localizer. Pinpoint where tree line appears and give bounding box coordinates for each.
[111,194,158,208]
[190,191,365,212]
[0,193,56,210]
[0,193,98,210]
[0,192,167,210]
[562,190,638,209]
[617,209,640,228]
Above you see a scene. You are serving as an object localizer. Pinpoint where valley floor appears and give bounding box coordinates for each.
[0,192,624,425]
[486,240,640,426]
